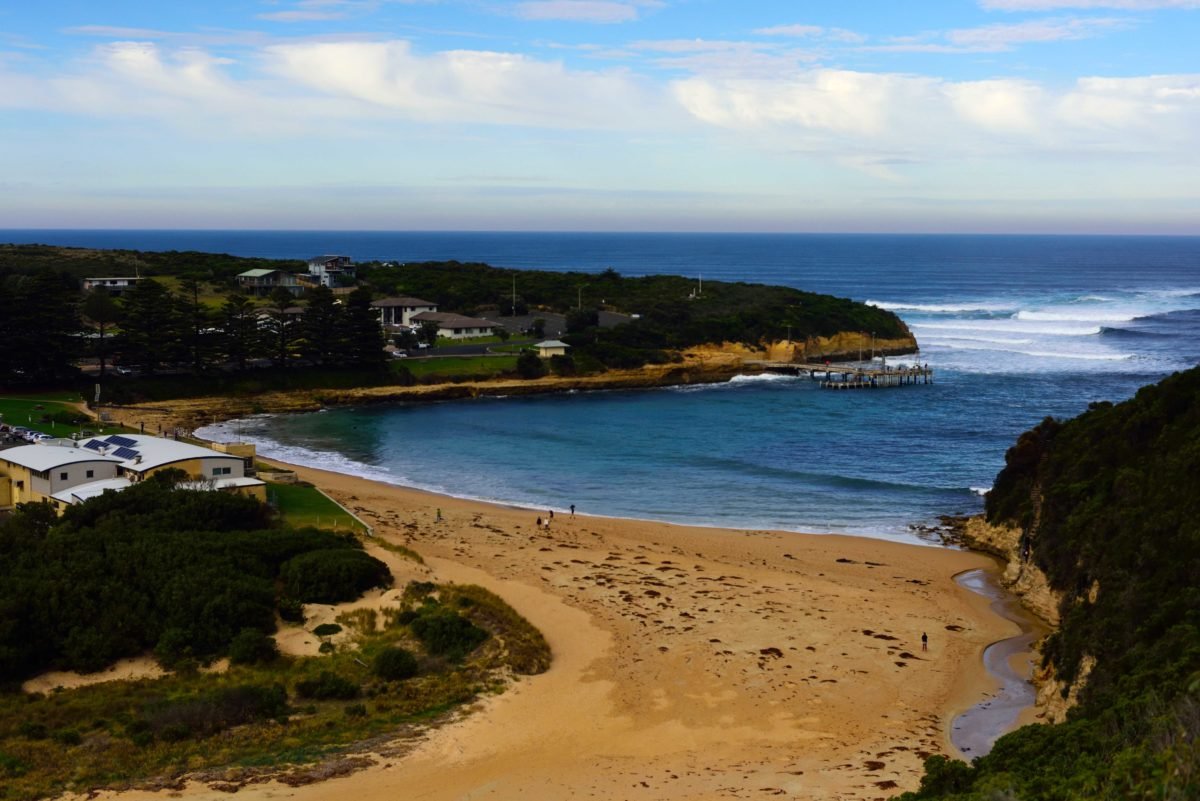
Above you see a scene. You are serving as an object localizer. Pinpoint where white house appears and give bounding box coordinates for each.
[371,296,438,327]
[410,311,500,340]
[307,255,356,288]
[82,277,144,296]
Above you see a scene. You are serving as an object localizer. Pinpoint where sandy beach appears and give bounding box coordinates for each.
[86,457,1022,801]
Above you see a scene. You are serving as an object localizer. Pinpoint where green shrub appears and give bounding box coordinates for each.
[410,608,488,661]
[280,549,391,604]
[516,350,546,379]
[312,623,342,638]
[228,628,279,666]
[344,703,367,719]
[373,646,419,681]
[295,671,360,700]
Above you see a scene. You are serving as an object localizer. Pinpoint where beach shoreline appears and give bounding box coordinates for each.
[77,452,1036,801]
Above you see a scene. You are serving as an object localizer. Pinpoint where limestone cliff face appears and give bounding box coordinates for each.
[960,517,1061,628]
[955,515,1100,724]
[694,330,919,363]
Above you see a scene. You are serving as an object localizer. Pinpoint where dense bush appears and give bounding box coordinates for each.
[142,683,288,740]
[228,628,280,666]
[515,350,547,379]
[373,646,419,681]
[903,366,1200,800]
[295,671,360,700]
[410,607,488,661]
[280,549,392,604]
[0,484,390,682]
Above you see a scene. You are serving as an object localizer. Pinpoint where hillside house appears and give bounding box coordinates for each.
[307,255,356,288]
[82,277,144,296]
[236,268,311,297]
[371,296,438,328]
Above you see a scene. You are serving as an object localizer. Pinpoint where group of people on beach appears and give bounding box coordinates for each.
[536,504,575,530]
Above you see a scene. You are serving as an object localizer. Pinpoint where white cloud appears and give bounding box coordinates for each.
[263,39,671,128]
[514,1,661,23]
[754,24,867,43]
[869,16,1129,52]
[982,1,1200,9]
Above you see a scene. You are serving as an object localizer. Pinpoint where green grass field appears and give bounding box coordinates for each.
[268,482,365,533]
[397,355,518,380]
[0,396,89,438]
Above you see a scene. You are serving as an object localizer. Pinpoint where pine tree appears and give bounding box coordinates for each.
[301,285,340,364]
[219,293,260,371]
[342,287,385,368]
[82,290,121,377]
[265,287,298,367]
[120,279,180,373]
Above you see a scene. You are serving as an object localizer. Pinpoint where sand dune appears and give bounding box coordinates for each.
[93,461,1017,801]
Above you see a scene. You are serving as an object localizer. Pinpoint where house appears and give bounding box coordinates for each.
[307,255,356,288]
[0,434,267,513]
[82,277,144,296]
[236,268,311,297]
[410,311,501,340]
[535,340,570,358]
[371,296,439,328]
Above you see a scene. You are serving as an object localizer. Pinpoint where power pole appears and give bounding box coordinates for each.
[512,275,517,317]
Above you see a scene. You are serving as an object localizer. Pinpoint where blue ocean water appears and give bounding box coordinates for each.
[9,230,1199,542]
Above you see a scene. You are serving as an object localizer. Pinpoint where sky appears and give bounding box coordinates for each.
[1,1,1199,233]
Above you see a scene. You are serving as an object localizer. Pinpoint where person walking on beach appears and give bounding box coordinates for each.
[436,508,442,523]
[536,516,542,528]
[570,504,575,517]
[549,509,554,520]
[921,632,928,651]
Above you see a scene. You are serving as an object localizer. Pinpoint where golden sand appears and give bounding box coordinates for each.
[89,458,1019,801]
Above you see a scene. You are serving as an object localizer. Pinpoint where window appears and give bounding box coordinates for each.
[60,472,68,481]
[212,466,233,476]
[86,470,94,478]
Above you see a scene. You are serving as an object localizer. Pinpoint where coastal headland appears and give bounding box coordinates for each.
[99,334,917,433]
[84,457,1018,801]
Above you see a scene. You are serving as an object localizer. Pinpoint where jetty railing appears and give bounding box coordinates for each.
[746,361,933,390]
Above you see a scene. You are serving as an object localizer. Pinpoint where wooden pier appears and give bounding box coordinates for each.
[747,361,933,390]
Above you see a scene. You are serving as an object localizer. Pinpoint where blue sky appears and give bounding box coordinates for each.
[1,0,1199,232]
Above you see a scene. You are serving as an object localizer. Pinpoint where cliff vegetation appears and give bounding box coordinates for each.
[901,366,1200,800]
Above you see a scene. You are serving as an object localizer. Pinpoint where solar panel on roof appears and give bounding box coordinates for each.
[83,439,106,451]
[105,435,137,448]
[112,447,140,460]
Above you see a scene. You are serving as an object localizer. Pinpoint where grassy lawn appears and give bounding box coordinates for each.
[268,482,365,533]
[397,355,518,380]
[0,396,91,437]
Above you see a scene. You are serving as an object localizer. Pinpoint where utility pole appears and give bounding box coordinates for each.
[512,275,517,317]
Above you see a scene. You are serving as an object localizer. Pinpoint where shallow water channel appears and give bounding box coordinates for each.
[951,568,1049,758]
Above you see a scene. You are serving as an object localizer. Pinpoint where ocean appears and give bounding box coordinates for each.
[10,230,1200,543]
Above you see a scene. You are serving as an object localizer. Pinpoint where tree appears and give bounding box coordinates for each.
[82,290,121,377]
[264,287,297,367]
[300,285,340,364]
[176,277,214,372]
[530,318,546,338]
[516,350,546,379]
[0,272,80,382]
[342,287,385,368]
[120,279,179,373]
[419,320,441,347]
[219,293,260,371]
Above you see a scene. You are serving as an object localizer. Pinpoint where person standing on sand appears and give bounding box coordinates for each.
[570,504,575,516]
[549,509,554,520]
[436,508,442,523]
[921,632,928,651]
[536,516,542,528]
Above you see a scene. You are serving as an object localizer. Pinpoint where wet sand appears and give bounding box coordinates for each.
[950,568,1049,758]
